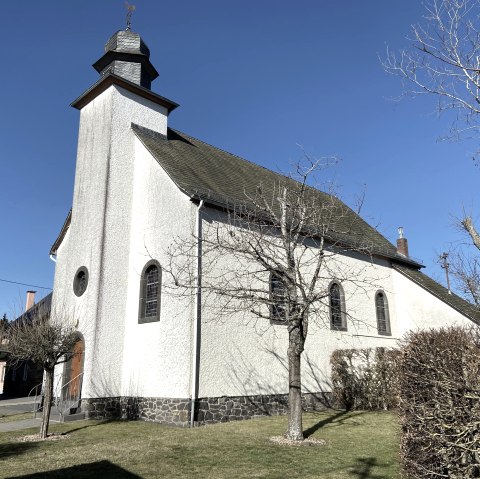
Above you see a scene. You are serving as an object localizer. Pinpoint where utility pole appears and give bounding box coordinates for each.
[440,252,451,294]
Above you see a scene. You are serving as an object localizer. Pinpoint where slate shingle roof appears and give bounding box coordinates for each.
[393,264,480,324]
[132,124,422,267]
[51,123,480,322]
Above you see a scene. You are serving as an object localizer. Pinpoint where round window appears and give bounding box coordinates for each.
[73,267,89,297]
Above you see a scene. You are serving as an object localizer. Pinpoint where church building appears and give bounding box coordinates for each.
[50,27,479,426]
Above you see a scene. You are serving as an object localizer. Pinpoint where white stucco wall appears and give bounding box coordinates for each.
[196,209,401,398]
[52,84,171,399]
[393,269,474,334]
[120,138,195,398]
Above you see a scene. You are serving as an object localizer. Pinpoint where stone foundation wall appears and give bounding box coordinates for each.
[195,391,332,425]
[81,396,191,426]
[81,391,332,427]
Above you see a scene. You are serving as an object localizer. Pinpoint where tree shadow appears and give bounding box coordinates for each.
[349,457,389,479]
[5,460,143,479]
[0,441,39,461]
[303,410,365,438]
[62,418,116,435]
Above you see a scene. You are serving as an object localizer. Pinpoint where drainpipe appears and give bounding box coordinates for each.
[49,254,57,263]
[190,200,204,427]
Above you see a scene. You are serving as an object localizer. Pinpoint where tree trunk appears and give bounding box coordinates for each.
[286,323,305,441]
[40,368,54,439]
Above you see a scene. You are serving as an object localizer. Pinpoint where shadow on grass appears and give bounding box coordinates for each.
[349,457,389,479]
[62,418,116,435]
[303,410,364,438]
[5,460,143,479]
[0,441,39,460]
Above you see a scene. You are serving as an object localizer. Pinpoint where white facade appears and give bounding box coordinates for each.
[50,29,479,424]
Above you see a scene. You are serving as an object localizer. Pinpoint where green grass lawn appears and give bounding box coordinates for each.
[0,410,399,479]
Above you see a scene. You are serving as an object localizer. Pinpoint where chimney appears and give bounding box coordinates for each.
[25,291,36,312]
[396,227,409,257]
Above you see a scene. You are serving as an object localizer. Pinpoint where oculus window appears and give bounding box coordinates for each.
[73,267,89,297]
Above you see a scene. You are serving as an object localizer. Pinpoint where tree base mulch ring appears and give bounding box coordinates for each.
[269,436,326,447]
[16,433,69,442]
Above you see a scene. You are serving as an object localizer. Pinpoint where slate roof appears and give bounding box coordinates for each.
[14,293,52,324]
[50,122,480,321]
[393,264,480,324]
[131,124,422,267]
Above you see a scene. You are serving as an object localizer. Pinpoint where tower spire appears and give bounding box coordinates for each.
[92,26,159,90]
[125,2,136,31]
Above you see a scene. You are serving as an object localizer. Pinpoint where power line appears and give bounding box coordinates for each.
[0,278,52,290]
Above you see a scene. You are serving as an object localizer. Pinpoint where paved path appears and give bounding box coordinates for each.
[0,396,55,433]
[0,397,39,416]
[0,417,43,433]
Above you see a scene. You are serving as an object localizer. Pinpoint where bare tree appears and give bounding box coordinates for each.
[383,0,480,134]
[6,302,79,439]
[383,0,480,293]
[165,158,380,441]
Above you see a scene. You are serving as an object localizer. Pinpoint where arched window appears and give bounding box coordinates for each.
[376,291,391,335]
[330,281,347,331]
[138,261,161,324]
[270,271,287,322]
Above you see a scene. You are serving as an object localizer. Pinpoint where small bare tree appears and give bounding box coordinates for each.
[165,159,379,441]
[383,0,480,294]
[6,302,79,439]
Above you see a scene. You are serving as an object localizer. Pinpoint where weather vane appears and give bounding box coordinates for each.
[125,2,136,31]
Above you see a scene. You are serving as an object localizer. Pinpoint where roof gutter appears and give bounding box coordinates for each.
[190,199,204,427]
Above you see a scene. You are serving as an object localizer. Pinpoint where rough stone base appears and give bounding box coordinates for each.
[81,391,332,427]
[81,396,191,426]
[195,391,332,425]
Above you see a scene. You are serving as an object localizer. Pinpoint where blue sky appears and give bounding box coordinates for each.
[1,1,478,317]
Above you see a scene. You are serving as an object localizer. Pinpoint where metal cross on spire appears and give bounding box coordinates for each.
[125,2,136,31]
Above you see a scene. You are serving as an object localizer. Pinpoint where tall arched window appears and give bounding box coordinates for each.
[270,271,287,322]
[375,291,391,335]
[330,281,347,331]
[138,261,161,324]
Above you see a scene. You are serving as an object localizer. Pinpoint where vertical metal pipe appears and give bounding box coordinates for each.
[190,200,204,427]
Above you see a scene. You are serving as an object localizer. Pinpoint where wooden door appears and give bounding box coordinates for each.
[67,339,84,398]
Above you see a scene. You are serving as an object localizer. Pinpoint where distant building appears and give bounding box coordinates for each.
[2,292,50,398]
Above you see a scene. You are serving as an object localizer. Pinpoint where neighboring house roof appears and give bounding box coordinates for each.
[393,264,480,324]
[0,293,53,356]
[131,124,422,268]
[13,292,53,324]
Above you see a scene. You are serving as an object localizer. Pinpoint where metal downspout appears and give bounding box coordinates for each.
[190,200,204,427]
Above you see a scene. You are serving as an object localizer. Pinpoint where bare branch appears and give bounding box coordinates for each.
[162,155,381,441]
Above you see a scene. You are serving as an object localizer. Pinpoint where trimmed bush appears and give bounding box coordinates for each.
[399,326,480,479]
[330,347,400,411]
